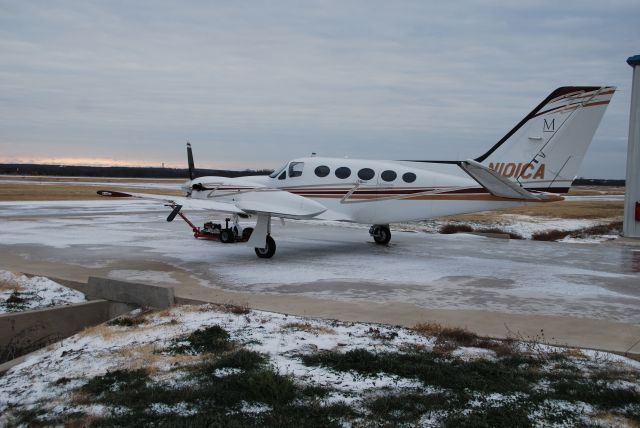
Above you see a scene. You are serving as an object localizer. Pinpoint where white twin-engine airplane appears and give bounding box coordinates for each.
[99,86,615,258]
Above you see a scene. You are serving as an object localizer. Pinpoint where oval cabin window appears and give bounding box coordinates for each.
[314,165,330,177]
[358,168,375,181]
[335,167,351,179]
[402,172,417,183]
[381,170,397,182]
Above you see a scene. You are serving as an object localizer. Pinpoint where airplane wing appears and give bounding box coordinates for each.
[97,190,246,213]
[459,160,563,201]
[96,189,327,219]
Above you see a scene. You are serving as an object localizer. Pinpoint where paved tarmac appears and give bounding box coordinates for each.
[1,200,639,353]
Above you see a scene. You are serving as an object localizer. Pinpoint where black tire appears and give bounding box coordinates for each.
[220,228,234,243]
[242,227,254,241]
[373,225,391,245]
[255,235,276,258]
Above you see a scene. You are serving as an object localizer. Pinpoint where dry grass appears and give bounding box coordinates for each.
[474,337,520,358]
[568,186,625,196]
[0,183,182,201]
[531,229,572,241]
[532,221,622,241]
[413,322,524,357]
[113,343,206,372]
[474,227,524,239]
[413,322,478,347]
[444,200,623,222]
[282,322,336,335]
[0,277,24,292]
[195,302,251,315]
[79,323,137,341]
[0,176,183,184]
[438,224,524,239]
[113,343,166,374]
[559,348,587,360]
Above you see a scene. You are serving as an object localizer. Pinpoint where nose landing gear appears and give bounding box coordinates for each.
[369,224,391,245]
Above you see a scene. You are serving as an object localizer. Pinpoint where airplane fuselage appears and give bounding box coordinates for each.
[188,157,533,224]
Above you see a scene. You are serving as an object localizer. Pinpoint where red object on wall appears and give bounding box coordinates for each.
[636,202,640,221]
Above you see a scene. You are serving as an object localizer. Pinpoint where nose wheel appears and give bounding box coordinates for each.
[370,225,391,245]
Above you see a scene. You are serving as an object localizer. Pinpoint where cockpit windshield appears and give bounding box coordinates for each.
[288,162,304,178]
[269,162,288,179]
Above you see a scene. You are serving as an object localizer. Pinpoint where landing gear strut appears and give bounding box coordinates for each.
[250,214,277,258]
[369,224,391,245]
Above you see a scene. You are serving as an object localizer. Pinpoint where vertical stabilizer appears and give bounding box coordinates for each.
[476,86,615,193]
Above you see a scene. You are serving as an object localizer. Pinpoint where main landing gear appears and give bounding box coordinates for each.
[369,224,391,245]
[255,235,276,259]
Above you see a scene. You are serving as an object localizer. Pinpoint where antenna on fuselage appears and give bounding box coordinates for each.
[187,142,195,180]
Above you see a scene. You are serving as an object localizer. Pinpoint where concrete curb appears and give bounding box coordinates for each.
[1,275,174,371]
[87,277,175,308]
[0,300,134,367]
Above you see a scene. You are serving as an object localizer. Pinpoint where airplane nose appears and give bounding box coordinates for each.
[181,180,192,193]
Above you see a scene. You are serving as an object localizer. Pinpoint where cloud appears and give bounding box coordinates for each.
[0,1,638,176]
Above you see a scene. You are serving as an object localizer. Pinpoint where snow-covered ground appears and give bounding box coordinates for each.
[0,304,638,426]
[0,271,85,313]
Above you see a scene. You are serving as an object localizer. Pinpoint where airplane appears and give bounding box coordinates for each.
[98,86,615,258]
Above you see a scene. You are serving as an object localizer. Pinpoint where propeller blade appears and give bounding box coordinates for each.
[187,142,195,180]
[167,204,183,222]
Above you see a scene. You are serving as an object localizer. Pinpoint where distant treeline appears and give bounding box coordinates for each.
[0,164,272,179]
[0,164,625,185]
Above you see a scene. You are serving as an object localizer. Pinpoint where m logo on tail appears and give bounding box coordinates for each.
[543,118,555,132]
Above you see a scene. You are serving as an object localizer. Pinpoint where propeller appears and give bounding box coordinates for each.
[167,204,183,222]
[187,142,195,180]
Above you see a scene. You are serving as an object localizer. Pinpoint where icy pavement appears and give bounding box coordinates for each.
[0,270,85,313]
[0,200,638,324]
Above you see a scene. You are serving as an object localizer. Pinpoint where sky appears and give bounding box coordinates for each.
[0,1,638,178]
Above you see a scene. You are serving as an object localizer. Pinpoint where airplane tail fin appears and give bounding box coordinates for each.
[475,86,615,193]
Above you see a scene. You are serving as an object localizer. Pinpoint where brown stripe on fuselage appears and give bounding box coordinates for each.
[292,193,561,202]
[289,186,569,197]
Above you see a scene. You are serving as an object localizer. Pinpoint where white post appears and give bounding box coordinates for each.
[624,55,640,238]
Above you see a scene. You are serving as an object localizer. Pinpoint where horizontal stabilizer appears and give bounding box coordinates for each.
[459,160,562,201]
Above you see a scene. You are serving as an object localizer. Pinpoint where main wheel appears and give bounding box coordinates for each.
[220,228,235,243]
[255,235,276,258]
[371,225,391,245]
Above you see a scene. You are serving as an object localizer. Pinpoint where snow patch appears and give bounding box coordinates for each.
[0,271,85,313]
